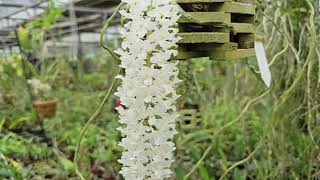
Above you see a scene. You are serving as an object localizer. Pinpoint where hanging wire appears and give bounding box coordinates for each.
[68,0,79,62]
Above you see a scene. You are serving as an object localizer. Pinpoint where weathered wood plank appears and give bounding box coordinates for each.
[178,32,229,43]
[232,23,254,33]
[176,51,208,60]
[178,12,231,23]
[209,48,255,60]
[175,0,255,60]
[177,0,231,3]
[235,0,254,5]
[180,42,238,51]
[219,2,255,14]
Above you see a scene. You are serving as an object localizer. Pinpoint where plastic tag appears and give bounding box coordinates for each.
[254,41,272,88]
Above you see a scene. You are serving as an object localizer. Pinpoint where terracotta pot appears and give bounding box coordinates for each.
[33,99,58,119]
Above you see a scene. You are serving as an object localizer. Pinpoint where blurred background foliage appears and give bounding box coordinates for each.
[0,0,320,179]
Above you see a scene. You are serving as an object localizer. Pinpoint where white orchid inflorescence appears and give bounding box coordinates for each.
[27,78,51,98]
[114,0,181,179]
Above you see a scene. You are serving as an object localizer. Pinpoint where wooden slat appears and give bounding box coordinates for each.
[178,12,231,23]
[219,2,255,14]
[176,51,208,60]
[232,23,254,33]
[224,48,255,60]
[236,0,254,5]
[178,32,229,43]
[182,42,238,51]
[177,0,231,3]
[175,0,255,60]
[180,109,198,113]
[209,48,255,60]
[176,48,255,60]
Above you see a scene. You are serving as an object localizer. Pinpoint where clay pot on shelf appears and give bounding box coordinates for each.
[33,99,58,119]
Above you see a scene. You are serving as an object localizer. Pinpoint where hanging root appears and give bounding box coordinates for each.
[218,141,262,180]
[73,3,123,179]
[276,0,317,110]
[183,88,271,179]
[100,2,123,62]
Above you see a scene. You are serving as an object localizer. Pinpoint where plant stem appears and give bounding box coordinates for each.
[276,0,317,110]
[73,68,120,180]
[100,3,123,62]
[74,3,123,179]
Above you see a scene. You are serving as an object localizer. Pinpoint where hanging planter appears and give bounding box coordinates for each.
[33,98,58,119]
[176,0,255,60]
[27,78,57,119]
[178,103,202,130]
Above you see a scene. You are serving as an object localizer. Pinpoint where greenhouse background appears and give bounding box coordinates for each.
[0,0,320,179]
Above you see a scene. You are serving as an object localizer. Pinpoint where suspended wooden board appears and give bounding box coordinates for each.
[176,0,255,61]
[178,109,202,130]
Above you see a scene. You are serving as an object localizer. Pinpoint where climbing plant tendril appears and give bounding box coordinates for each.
[276,0,317,110]
[73,4,123,179]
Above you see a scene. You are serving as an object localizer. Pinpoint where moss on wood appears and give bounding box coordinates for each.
[219,2,255,14]
[177,0,231,3]
[176,0,255,60]
[178,12,231,23]
[232,23,254,33]
[178,32,230,43]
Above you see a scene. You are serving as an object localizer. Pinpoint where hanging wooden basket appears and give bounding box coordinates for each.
[33,99,58,119]
[176,0,255,60]
[178,104,202,130]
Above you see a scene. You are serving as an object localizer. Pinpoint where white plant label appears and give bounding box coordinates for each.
[255,41,272,88]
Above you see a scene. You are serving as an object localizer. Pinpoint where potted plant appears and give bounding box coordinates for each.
[28,78,58,119]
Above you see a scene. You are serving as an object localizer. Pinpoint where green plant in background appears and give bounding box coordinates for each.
[0,54,32,131]
[177,58,211,107]
[17,0,63,56]
[0,153,28,180]
[0,54,23,105]
[173,0,320,179]
[27,78,52,101]
[17,0,63,89]
[0,0,319,179]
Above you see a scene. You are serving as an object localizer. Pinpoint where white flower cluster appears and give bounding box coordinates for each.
[27,78,51,96]
[0,58,18,73]
[114,0,181,179]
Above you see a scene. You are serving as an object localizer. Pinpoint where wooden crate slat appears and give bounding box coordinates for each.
[178,12,231,23]
[182,117,194,120]
[175,0,255,60]
[183,42,238,52]
[232,23,254,33]
[179,109,202,129]
[224,48,255,60]
[219,2,255,14]
[176,51,207,60]
[209,48,255,60]
[177,0,231,3]
[180,109,199,113]
[177,48,255,60]
[178,32,229,43]
[235,0,254,5]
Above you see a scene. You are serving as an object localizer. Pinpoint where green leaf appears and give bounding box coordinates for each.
[8,117,30,130]
[199,165,211,180]
[175,163,187,180]
[0,118,6,132]
[58,157,75,172]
